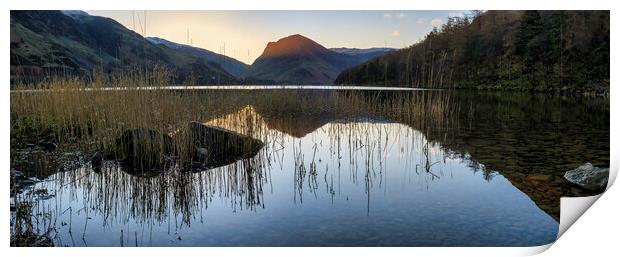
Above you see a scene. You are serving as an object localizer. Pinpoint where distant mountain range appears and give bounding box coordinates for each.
[329,47,394,59]
[246,34,393,84]
[10,10,240,85]
[10,10,395,85]
[146,37,249,77]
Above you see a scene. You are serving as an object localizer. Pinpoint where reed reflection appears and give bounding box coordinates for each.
[11,88,608,246]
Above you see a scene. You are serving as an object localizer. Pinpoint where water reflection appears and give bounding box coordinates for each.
[11,90,608,246]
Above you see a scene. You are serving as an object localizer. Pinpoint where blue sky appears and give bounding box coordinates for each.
[88,10,467,64]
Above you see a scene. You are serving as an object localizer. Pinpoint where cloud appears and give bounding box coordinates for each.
[391,30,401,37]
[396,12,407,19]
[416,18,426,24]
[431,18,443,26]
[383,13,392,18]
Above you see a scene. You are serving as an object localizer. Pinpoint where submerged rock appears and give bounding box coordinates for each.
[564,163,609,191]
[108,128,173,169]
[186,121,264,169]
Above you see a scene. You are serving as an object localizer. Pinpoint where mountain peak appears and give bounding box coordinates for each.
[247,34,396,84]
[260,34,326,59]
[280,34,312,42]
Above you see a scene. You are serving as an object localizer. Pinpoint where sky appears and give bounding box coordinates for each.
[87,10,467,64]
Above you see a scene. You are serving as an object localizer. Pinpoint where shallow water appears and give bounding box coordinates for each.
[11,89,609,246]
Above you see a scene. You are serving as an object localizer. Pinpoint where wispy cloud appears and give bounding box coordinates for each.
[383,13,393,18]
[396,12,407,19]
[416,18,426,24]
[431,18,443,26]
[391,30,401,37]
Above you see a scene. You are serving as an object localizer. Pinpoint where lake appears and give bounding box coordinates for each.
[10,88,609,246]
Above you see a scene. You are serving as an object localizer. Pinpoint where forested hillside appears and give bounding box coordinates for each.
[334,11,609,93]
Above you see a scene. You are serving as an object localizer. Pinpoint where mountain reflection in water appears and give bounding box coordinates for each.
[11,90,608,246]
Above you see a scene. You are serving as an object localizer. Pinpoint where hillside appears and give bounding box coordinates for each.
[330,47,394,61]
[246,34,391,84]
[146,37,249,77]
[10,10,239,85]
[334,11,610,93]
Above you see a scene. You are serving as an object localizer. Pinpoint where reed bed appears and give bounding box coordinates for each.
[12,73,457,164]
[11,70,460,246]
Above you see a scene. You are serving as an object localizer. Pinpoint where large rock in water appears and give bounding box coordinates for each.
[187,121,264,169]
[108,128,173,169]
[564,163,609,190]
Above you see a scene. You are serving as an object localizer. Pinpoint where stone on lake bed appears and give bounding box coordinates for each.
[564,163,609,191]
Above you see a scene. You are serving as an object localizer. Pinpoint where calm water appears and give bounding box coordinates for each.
[11,89,609,246]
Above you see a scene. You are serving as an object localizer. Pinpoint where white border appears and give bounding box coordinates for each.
[3,1,617,256]
[3,0,617,10]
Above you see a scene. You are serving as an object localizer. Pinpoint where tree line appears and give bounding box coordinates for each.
[334,10,609,94]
